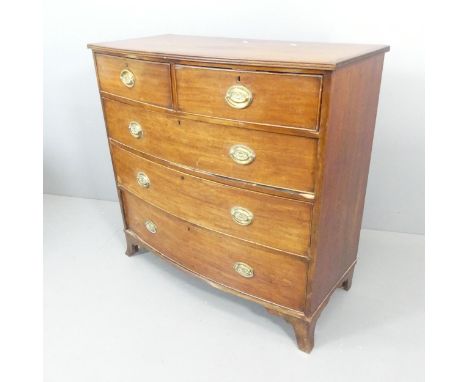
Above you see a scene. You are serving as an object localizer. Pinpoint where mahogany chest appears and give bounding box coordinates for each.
[88,35,389,352]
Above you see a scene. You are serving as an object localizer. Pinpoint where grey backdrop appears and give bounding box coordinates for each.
[44,0,424,234]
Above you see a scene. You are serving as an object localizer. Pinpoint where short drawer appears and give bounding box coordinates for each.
[103,98,317,193]
[95,54,172,108]
[122,191,308,311]
[175,65,322,129]
[112,144,312,255]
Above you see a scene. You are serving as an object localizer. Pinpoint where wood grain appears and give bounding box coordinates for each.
[100,91,322,138]
[306,54,386,318]
[88,34,389,70]
[95,54,172,108]
[122,190,309,311]
[111,143,312,256]
[175,65,322,129]
[103,97,318,192]
[89,36,389,353]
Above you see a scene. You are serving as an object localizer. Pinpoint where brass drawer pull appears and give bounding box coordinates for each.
[225,84,253,109]
[229,144,255,165]
[128,121,143,139]
[136,171,150,188]
[231,206,254,226]
[144,220,157,234]
[120,68,135,88]
[233,262,254,278]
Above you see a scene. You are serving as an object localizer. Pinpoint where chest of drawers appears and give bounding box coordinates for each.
[88,35,389,353]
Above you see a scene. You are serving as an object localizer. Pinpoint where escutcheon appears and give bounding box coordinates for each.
[120,68,135,88]
[233,262,254,278]
[231,206,254,226]
[229,144,256,165]
[136,171,150,188]
[144,220,157,234]
[128,121,143,139]
[225,84,253,109]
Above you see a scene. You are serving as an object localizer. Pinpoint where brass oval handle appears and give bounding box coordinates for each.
[225,84,253,109]
[233,262,254,278]
[231,206,254,226]
[144,220,157,234]
[120,68,135,88]
[128,121,143,139]
[136,171,150,188]
[229,144,256,165]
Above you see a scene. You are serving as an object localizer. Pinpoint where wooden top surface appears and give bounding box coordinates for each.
[88,34,389,70]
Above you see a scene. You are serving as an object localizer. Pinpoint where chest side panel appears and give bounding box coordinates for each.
[306,54,386,316]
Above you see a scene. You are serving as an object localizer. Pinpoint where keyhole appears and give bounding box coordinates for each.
[237,76,241,82]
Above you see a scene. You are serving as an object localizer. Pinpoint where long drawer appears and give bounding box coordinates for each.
[104,98,317,193]
[112,144,312,255]
[122,190,308,311]
[95,54,172,108]
[175,65,322,129]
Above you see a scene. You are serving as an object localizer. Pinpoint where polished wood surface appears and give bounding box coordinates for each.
[89,34,389,70]
[122,191,308,311]
[175,65,322,129]
[95,54,172,108]
[111,143,312,255]
[89,35,388,353]
[103,97,318,192]
[306,54,386,317]
[101,86,322,138]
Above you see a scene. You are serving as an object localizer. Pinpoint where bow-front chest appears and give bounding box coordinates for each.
[88,35,389,352]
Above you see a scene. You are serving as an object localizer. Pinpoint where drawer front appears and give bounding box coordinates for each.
[175,65,322,129]
[95,54,172,108]
[122,191,308,310]
[104,98,317,192]
[112,144,312,255]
